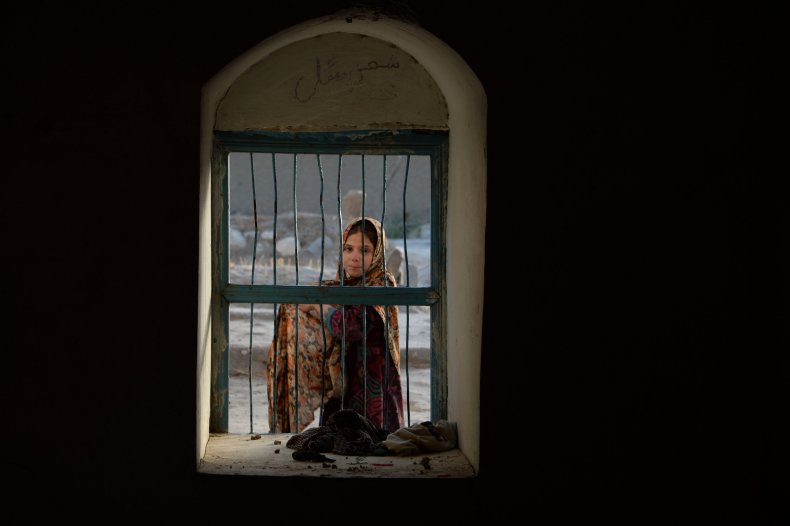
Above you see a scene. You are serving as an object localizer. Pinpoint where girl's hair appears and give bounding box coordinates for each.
[345,219,378,248]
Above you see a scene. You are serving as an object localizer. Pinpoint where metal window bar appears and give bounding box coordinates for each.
[292,153,300,432]
[361,154,367,418]
[271,152,279,432]
[381,154,389,430]
[337,155,346,417]
[316,154,329,423]
[402,154,411,425]
[247,153,259,434]
[216,130,445,436]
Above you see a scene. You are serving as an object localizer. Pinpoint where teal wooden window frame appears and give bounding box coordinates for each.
[210,129,448,433]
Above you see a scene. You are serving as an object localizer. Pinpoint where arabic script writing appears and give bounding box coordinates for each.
[294,55,400,103]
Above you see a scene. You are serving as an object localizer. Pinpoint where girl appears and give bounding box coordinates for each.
[267,217,404,433]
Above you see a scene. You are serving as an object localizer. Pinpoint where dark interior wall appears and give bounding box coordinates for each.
[3,1,781,521]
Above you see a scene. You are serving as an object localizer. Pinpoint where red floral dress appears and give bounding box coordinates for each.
[324,304,404,433]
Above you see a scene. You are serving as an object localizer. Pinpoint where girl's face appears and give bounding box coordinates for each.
[343,231,375,278]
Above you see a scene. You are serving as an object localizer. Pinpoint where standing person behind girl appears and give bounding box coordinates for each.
[266,217,404,433]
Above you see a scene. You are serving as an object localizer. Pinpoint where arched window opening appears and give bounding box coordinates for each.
[197,8,486,477]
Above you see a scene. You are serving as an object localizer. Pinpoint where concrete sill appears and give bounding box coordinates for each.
[199,432,477,478]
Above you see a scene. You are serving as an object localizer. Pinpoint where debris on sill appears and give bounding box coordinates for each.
[292,450,336,463]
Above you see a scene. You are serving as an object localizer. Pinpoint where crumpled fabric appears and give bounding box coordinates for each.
[381,420,458,456]
[286,409,390,456]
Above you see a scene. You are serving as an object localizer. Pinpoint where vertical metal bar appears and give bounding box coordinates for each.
[272,154,278,285]
[212,147,230,433]
[292,153,300,431]
[361,155,367,416]
[381,155,389,429]
[338,155,344,287]
[317,153,329,423]
[361,155,366,284]
[402,154,411,425]
[293,153,300,286]
[271,153,279,432]
[431,144,448,423]
[402,155,412,287]
[318,154,326,284]
[338,155,345,409]
[247,153,259,434]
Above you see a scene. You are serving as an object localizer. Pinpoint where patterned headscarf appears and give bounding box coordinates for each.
[322,216,398,289]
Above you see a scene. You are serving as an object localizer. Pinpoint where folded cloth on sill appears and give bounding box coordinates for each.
[381,420,458,456]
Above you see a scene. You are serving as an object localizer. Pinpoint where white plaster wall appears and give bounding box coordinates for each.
[216,32,448,131]
[198,9,486,471]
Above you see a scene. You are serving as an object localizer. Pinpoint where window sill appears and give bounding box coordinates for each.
[199,433,477,478]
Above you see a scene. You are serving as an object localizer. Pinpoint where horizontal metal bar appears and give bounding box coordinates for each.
[215,129,448,154]
[221,284,439,305]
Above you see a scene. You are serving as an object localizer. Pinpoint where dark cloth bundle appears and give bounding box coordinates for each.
[286,409,390,456]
